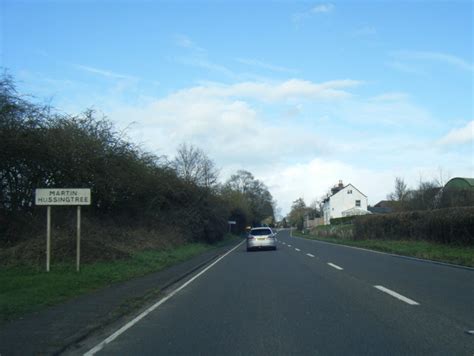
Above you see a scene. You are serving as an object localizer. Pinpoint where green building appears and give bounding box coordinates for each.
[441,177,474,207]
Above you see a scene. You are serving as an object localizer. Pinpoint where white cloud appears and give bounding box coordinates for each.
[292,3,334,23]
[73,78,469,216]
[236,58,298,74]
[177,57,236,78]
[311,4,335,13]
[386,61,425,75]
[258,159,400,216]
[174,34,205,52]
[369,92,409,102]
[438,121,474,146]
[110,82,333,164]
[193,79,362,102]
[74,64,138,81]
[391,50,474,72]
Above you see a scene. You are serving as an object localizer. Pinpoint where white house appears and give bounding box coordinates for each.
[322,181,370,225]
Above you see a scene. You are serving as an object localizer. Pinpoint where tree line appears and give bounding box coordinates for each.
[0,73,275,246]
[386,176,474,211]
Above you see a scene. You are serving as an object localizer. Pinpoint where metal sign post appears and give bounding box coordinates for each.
[76,206,81,272]
[36,188,91,272]
[46,206,51,272]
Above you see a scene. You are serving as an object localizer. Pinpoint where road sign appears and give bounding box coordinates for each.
[35,188,91,205]
[228,221,237,224]
[35,188,91,272]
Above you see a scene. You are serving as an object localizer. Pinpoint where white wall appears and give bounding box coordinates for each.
[323,184,368,224]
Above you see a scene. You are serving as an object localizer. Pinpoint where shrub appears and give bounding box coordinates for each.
[330,216,358,225]
[353,207,474,245]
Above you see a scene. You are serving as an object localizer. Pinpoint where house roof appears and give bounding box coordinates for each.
[331,183,367,198]
[374,200,399,208]
[322,182,367,204]
[368,206,393,214]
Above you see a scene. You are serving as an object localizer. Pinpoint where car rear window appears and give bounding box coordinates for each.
[250,228,272,236]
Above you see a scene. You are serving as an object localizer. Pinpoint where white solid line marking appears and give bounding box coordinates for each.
[306,253,315,258]
[327,262,343,270]
[84,241,245,356]
[374,285,420,306]
[295,248,301,252]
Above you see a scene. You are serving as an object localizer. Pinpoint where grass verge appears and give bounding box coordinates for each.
[0,235,239,323]
[294,231,474,267]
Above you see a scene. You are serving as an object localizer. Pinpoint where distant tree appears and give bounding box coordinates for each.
[172,143,219,188]
[226,170,255,194]
[308,199,322,219]
[406,179,441,211]
[387,177,408,202]
[222,170,275,227]
[288,198,308,230]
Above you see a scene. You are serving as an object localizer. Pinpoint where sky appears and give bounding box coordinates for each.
[1,0,473,217]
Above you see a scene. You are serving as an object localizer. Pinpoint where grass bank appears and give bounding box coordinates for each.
[294,230,474,268]
[0,235,239,323]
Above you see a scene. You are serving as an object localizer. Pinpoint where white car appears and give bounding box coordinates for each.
[246,227,277,251]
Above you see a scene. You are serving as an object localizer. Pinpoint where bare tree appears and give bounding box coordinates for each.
[172,143,219,188]
[387,177,408,201]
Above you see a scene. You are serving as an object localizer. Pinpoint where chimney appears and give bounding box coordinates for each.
[338,180,343,188]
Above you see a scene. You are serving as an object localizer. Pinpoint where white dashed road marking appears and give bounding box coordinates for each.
[295,248,301,252]
[287,244,292,247]
[327,262,343,271]
[306,253,315,258]
[374,285,420,306]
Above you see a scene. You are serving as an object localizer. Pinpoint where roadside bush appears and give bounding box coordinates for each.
[330,216,358,226]
[353,207,474,245]
[311,224,353,239]
[0,74,231,250]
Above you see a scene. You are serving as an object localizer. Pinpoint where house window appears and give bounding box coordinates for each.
[355,200,361,207]
[347,190,352,194]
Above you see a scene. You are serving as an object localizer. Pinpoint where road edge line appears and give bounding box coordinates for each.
[291,235,474,271]
[84,240,245,356]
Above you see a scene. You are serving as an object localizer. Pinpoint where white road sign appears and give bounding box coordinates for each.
[35,188,91,206]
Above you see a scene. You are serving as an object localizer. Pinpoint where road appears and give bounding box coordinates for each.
[84,229,474,355]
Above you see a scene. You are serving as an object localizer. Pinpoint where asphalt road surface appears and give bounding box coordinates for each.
[85,229,474,355]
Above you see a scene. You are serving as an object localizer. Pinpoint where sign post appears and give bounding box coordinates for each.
[36,188,91,272]
[46,206,51,272]
[227,220,236,233]
[76,206,81,272]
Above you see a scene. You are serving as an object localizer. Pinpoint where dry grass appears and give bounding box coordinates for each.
[0,219,187,267]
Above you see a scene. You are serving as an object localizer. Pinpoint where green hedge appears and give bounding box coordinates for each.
[353,207,474,245]
[330,216,358,225]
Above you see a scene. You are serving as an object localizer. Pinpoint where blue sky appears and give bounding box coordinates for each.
[2,0,473,216]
